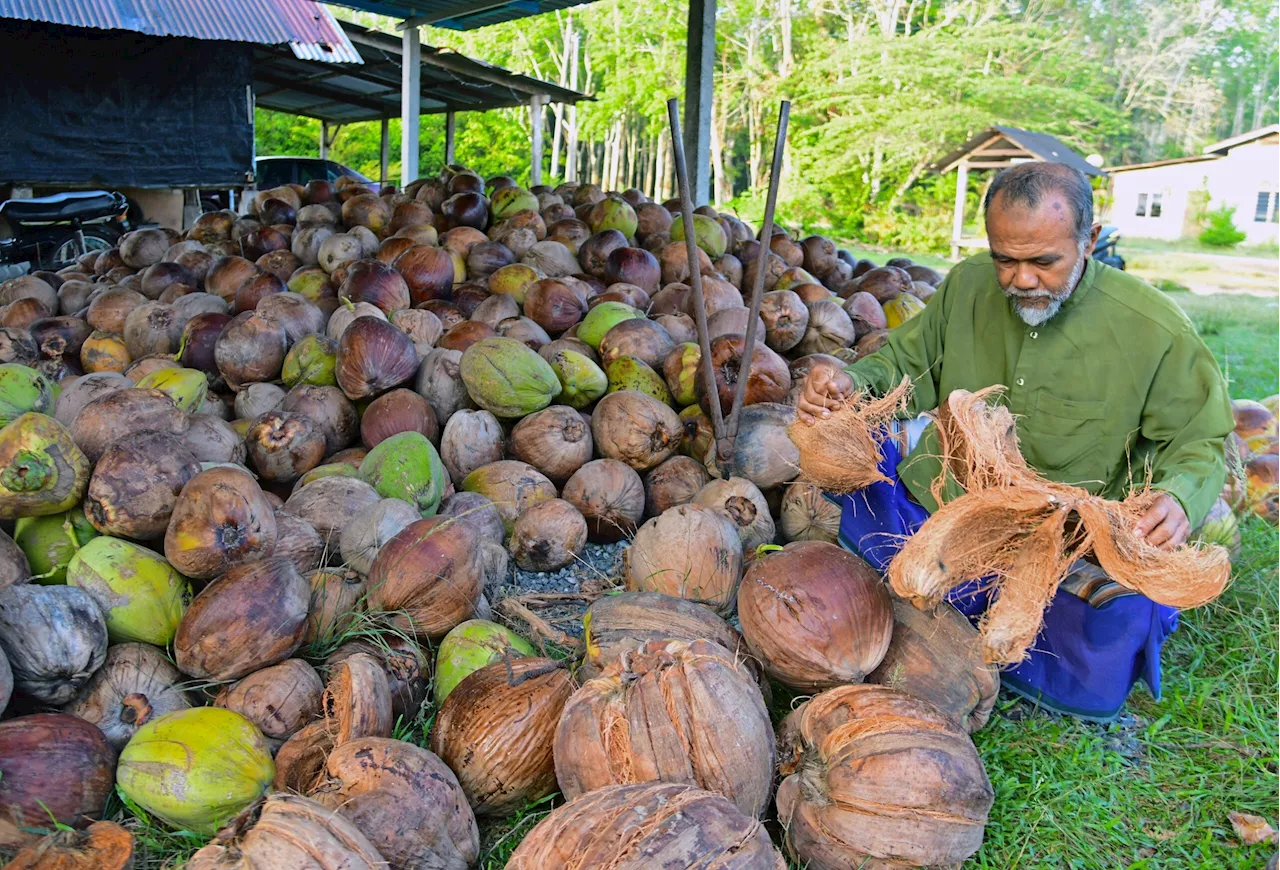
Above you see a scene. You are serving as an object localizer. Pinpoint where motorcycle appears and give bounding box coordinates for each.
[0,190,132,281]
[1092,224,1125,271]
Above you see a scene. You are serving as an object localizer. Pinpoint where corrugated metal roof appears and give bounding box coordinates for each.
[330,0,601,31]
[0,0,362,62]
[253,19,591,124]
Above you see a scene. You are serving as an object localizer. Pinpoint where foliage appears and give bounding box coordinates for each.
[1199,205,1249,248]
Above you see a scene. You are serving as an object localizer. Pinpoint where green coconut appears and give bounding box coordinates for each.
[587,195,639,237]
[293,461,360,492]
[0,364,59,427]
[577,302,645,350]
[13,509,98,584]
[281,334,339,388]
[1193,497,1242,560]
[359,431,449,516]
[606,356,674,406]
[663,342,701,407]
[548,349,608,410]
[67,536,190,645]
[117,707,274,835]
[670,213,728,259]
[491,186,540,221]
[459,337,560,419]
[135,367,208,414]
[0,413,90,520]
[435,618,536,705]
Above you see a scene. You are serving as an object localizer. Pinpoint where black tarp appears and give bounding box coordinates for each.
[0,21,253,188]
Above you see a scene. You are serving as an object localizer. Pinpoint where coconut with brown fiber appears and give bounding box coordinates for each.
[509,498,587,572]
[365,516,484,640]
[507,782,785,870]
[186,794,384,870]
[60,642,191,751]
[430,657,573,817]
[214,658,323,740]
[311,737,479,870]
[554,639,774,818]
[776,684,993,870]
[4,820,135,870]
[692,477,776,554]
[738,541,893,691]
[327,635,428,723]
[623,503,743,613]
[591,389,680,472]
[509,405,592,484]
[439,409,504,487]
[322,651,393,746]
[561,458,644,542]
[867,597,999,733]
[164,465,277,580]
[779,480,842,543]
[643,454,709,517]
[885,387,1231,665]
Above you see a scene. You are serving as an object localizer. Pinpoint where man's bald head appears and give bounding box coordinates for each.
[984,162,1094,246]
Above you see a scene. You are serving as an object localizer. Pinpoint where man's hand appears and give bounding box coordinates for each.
[797,365,857,424]
[1134,492,1190,551]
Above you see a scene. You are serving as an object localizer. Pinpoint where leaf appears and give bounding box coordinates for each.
[1229,812,1277,845]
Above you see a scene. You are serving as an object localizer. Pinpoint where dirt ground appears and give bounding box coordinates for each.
[1119,248,1277,297]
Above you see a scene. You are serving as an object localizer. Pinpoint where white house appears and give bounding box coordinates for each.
[1105,125,1279,245]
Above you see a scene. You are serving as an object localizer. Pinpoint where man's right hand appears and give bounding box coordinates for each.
[797,364,857,424]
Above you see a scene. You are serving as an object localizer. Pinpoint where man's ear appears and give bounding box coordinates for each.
[1088,222,1102,250]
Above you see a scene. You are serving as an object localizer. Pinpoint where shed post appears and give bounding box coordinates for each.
[529,95,545,186]
[401,24,422,186]
[320,121,329,159]
[951,159,969,260]
[683,0,716,205]
[445,111,457,165]
[379,118,389,186]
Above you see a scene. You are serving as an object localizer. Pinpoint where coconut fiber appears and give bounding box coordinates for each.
[787,377,912,493]
[888,388,1231,666]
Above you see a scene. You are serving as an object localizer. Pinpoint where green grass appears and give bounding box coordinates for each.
[1124,236,1280,259]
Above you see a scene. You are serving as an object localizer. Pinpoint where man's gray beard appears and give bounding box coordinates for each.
[1002,245,1087,326]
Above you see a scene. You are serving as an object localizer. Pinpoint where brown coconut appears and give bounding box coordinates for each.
[164,465,277,581]
[509,405,593,485]
[83,430,201,539]
[323,651,393,745]
[590,390,681,472]
[326,636,429,724]
[60,642,190,751]
[506,782,784,870]
[311,738,479,870]
[70,388,188,463]
[430,657,574,816]
[737,541,892,690]
[186,794,384,870]
[643,455,710,518]
[561,458,645,542]
[775,685,993,870]
[4,820,135,870]
[554,639,774,817]
[271,509,325,575]
[365,517,484,640]
[867,598,999,733]
[214,658,323,739]
[779,480,842,543]
[693,477,776,554]
[174,557,309,681]
[459,460,556,534]
[509,498,588,572]
[623,504,743,613]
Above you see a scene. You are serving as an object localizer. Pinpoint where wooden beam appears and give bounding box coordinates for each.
[683,0,716,205]
[256,72,393,117]
[379,118,390,186]
[937,133,1001,173]
[968,148,1034,157]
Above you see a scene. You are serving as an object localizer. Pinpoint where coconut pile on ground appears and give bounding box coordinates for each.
[0,165,1262,869]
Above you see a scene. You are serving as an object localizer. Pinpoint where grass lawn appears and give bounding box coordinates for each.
[81,290,1280,869]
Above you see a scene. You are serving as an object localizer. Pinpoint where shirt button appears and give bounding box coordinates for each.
[1016,378,1025,386]
[1030,331,1038,339]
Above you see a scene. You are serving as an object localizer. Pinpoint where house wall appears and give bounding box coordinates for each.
[1107,136,1278,244]
[1107,163,1209,241]
[1203,140,1279,245]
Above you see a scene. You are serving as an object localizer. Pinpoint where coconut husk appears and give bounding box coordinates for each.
[273,721,333,794]
[787,377,911,493]
[322,652,392,746]
[889,388,1232,666]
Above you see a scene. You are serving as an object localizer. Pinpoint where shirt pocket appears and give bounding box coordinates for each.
[1020,392,1108,484]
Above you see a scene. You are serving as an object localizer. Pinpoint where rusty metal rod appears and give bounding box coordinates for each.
[666,98,726,449]
[725,100,790,458]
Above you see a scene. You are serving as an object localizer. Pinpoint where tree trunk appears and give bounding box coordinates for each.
[711,97,729,206]
[869,140,883,202]
[565,31,580,182]
[778,0,794,78]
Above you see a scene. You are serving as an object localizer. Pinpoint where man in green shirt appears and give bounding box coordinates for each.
[797,162,1234,719]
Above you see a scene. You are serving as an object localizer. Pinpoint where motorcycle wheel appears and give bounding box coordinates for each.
[49,225,118,268]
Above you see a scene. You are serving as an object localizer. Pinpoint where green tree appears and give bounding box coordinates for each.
[1199,205,1248,247]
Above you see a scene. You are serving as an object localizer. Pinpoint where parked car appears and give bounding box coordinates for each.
[202,157,376,213]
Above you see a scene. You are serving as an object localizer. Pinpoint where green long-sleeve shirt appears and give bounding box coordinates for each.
[845,252,1233,528]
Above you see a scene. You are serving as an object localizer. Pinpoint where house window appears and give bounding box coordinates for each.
[1149,193,1162,217]
[1136,193,1148,217]
[1255,191,1278,223]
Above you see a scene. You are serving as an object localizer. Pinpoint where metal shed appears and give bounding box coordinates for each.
[253,20,591,185]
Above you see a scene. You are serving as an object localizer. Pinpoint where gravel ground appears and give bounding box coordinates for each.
[493,541,628,643]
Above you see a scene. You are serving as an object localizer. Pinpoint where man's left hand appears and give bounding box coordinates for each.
[1134,493,1190,551]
